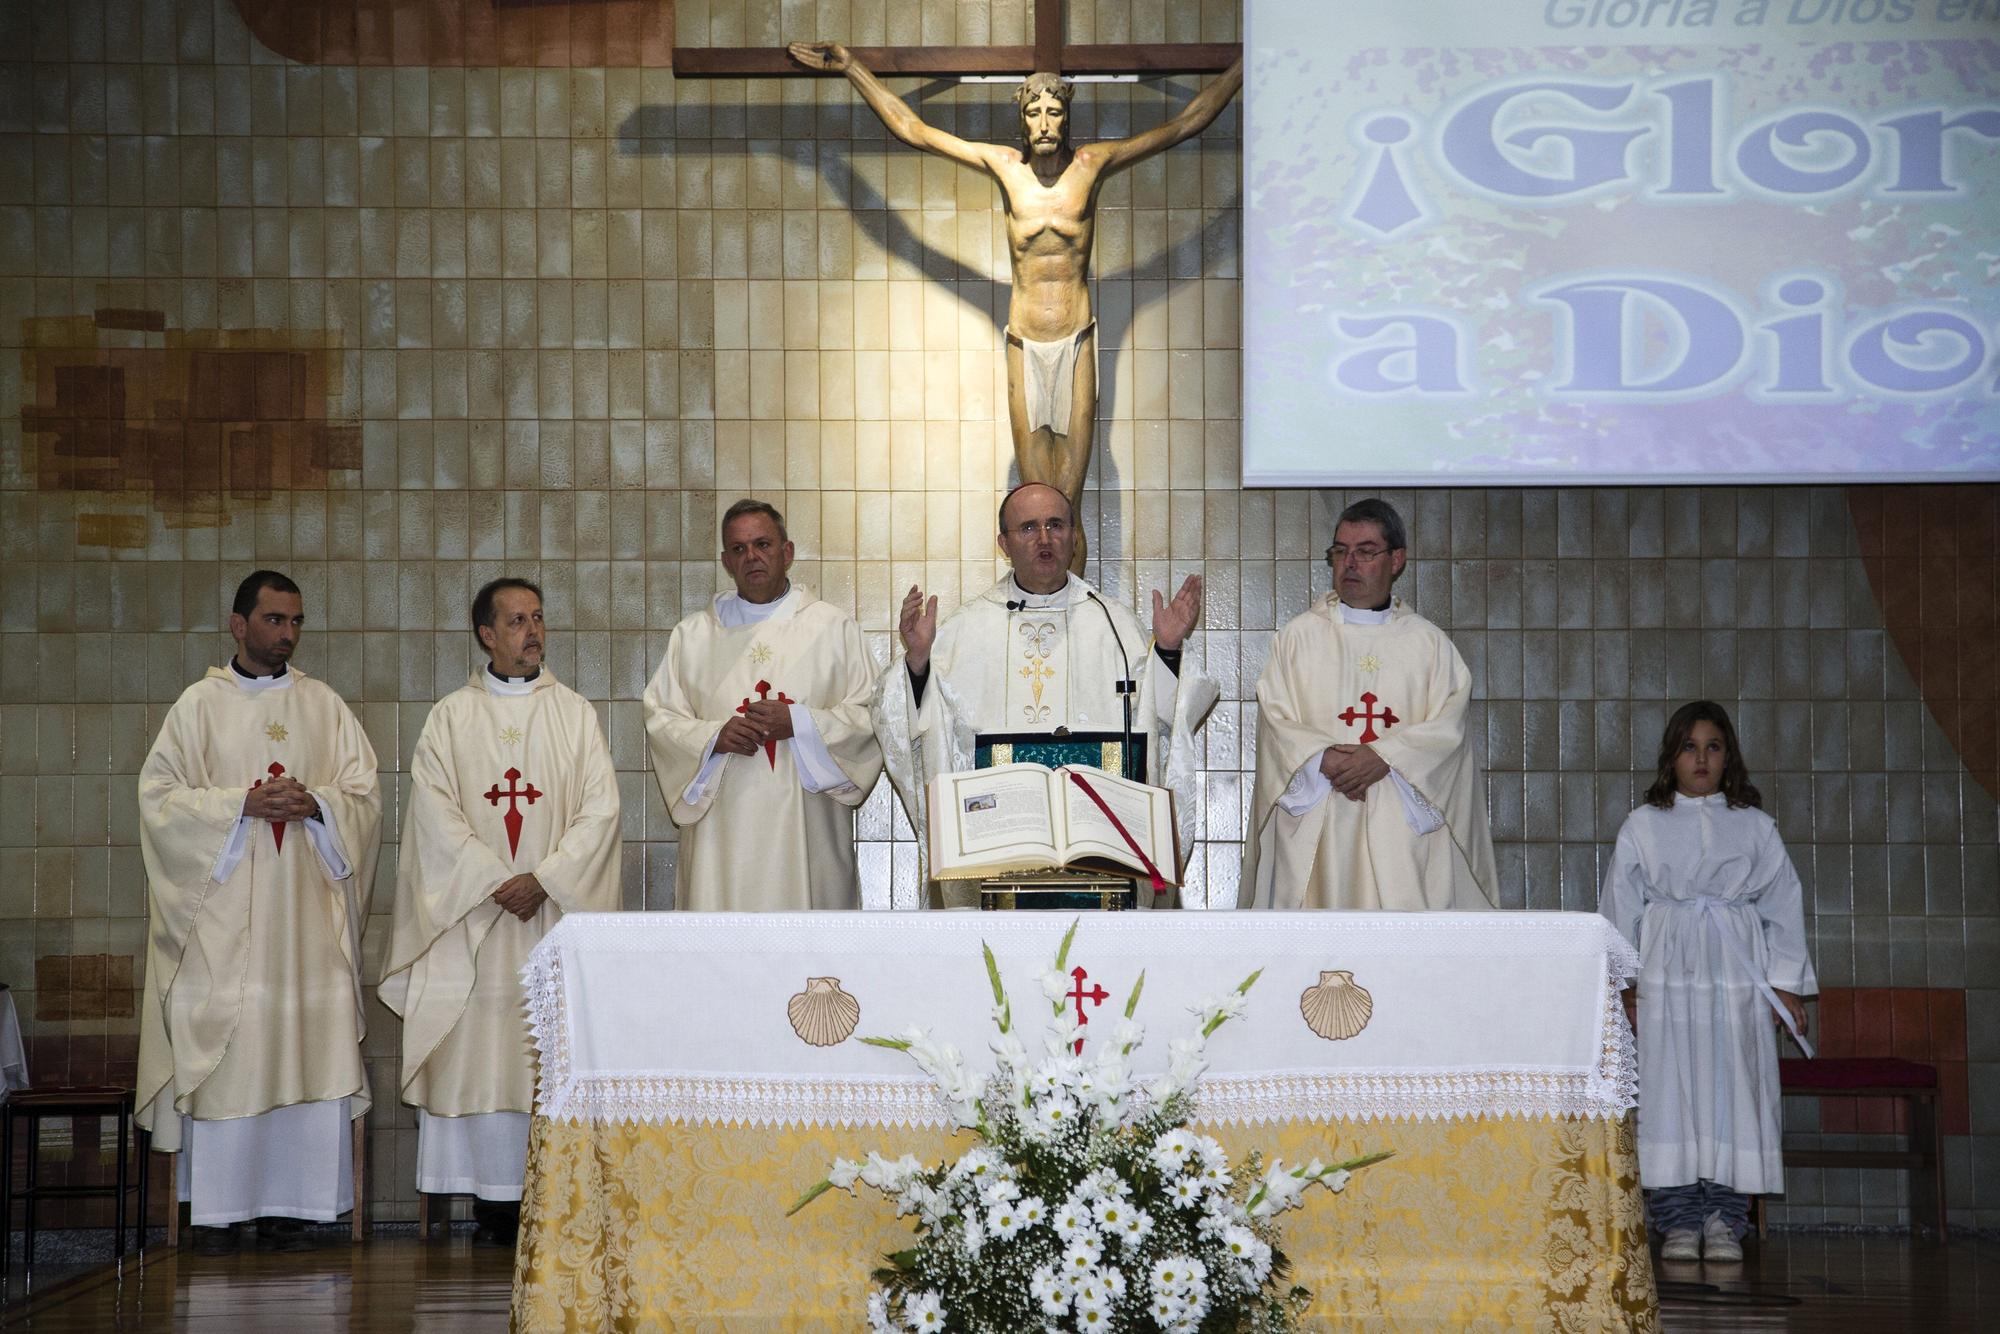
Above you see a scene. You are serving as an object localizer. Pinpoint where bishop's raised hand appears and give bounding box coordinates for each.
[899,585,939,673]
[1150,575,1203,651]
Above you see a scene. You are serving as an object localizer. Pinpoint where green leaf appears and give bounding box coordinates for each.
[1123,969,1147,1020]
[982,940,1008,1016]
[1055,917,1079,970]
[784,1179,835,1217]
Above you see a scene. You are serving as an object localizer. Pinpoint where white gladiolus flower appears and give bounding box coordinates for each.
[903,1289,946,1330]
[827,1157,861,1190]
[1193,991,1248,1029]
[991,1032,1029,1073]
[865,1290,894,1334]
[1039,969,1070,1003]
[1044,1014,1086,1057]
[962,1214,984,1258]
[1109,1017,1143,1050]
[1321,1167,1352,1193]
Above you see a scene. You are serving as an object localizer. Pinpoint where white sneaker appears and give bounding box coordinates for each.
[1659,1227,1700,1260]
[1701,1213,1743,1262]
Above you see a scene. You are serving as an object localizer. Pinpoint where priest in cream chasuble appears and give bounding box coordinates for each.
[875,483,1219,908]
[1242,502,1496,911]
[136,572,382,1234]
[381,579,621,1220]
[644,500,884,911]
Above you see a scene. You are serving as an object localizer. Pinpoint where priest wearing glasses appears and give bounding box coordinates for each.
[875,482,1218,908]
[1240,499,1496,911]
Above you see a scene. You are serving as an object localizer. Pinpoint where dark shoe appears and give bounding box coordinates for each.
[471,1199,520,1247]
[190,1225,237,1257]
[255,1216,316,1253]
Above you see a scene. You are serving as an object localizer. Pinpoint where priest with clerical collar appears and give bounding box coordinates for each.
[1240,499,1496,911]
[136,570,383,1254]
[381,577,621,1247]
[875,482,1219,908]
[643,499,884,911]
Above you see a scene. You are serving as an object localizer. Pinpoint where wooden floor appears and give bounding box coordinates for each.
[0,1233,1994,1330]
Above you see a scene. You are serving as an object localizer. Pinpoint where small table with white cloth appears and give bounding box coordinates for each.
[510,911,1658,1331]
[0,987,25,1100]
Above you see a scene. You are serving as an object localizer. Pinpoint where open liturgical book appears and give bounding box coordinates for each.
[926,763,1180,887]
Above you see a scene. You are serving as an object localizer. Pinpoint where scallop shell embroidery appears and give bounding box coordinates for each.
[788,977,861,1047]
[1300,970,1373,1042]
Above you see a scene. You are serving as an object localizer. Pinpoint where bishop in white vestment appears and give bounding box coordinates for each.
[1241,502,1496,911]
[876,484,1219,907]
[136,573,382,1246]
[644,500,885,911]
[380,579,621,1233]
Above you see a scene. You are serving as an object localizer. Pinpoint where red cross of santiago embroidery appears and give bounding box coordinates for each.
[1339,691,1399,744]
[252,761,288,852]
[736,679,797,769]
[1067,966,1110,1056]
[484,767,542,859]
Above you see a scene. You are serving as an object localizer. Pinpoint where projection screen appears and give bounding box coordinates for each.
[1241,0,2000,486]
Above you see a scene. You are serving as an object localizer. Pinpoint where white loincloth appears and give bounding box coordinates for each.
[1008,321,1096,435]
[415,1109,532,1200]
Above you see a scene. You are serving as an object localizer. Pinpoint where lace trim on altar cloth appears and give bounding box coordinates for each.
[524,952,1641,1129]
[528,908,1645,967]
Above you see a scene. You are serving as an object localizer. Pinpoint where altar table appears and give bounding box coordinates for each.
[510,911,1658,1332]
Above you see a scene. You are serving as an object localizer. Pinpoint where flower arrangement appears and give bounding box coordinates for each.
[789,921,1391,1333]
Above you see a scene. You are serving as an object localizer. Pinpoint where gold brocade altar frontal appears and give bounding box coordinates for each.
[511,1114,1657,1333]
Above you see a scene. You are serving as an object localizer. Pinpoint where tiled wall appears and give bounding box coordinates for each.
[0,1,1995,1229]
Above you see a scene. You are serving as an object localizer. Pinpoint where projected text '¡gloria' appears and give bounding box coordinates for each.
[1345,74,1998,238]
[1318,72,1998,404]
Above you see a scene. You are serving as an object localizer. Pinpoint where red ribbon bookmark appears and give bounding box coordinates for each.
[1066,770,1167,895]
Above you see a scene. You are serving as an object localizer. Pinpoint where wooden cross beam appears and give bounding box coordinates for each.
[673,0,1237,78]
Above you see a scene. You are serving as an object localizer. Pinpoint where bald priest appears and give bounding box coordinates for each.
[876,483,1219,908]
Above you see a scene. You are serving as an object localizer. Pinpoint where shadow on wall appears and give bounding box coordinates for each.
[228,0,675,68]
[1850,485,2000,806]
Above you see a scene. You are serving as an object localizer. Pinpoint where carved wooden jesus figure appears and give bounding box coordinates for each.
[790,42,1245,571]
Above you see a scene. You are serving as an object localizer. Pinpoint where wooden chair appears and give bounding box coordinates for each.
[1,1086,149,1279]
[1760,1057,1946,1238]
[161,1113,368,1245]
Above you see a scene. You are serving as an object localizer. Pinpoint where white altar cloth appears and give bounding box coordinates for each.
[524,911,1638,1128]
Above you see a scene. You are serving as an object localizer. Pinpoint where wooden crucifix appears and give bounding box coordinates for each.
[678,1,1243,574]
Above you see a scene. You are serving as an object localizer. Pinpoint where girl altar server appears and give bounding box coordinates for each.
[1601,700,1816,1264]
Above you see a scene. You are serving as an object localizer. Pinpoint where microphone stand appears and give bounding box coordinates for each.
[1086,592,1141,783]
